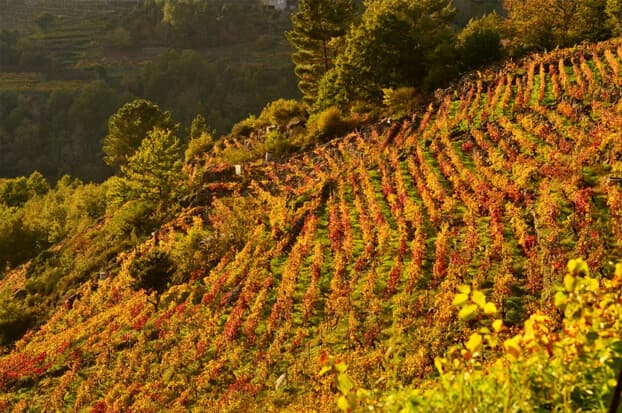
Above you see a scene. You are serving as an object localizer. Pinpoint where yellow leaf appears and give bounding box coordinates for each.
[564,274,575,292]
[554,291,567,308]
[472,290,486,308]
[504,337,521,359]
[434,357,444,374]
[337,395,350,411]
[483,302,497,315]
[457,285,471,295]
[458,304,479,321]
[337,373,354,394]
[452,293,470,307]
[492,319,503,332]
[335,362,347,373]
[466,333,483,353]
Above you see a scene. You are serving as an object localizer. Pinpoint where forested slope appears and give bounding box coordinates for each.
[1,39,622,411]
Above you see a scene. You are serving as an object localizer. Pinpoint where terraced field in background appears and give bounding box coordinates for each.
[1,39,622,410]
[1,0,135,67]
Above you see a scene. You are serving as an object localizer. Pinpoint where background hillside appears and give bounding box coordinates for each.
[0,37,621,411]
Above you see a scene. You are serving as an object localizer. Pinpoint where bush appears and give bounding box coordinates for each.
[231,118,255,139]
[259,99,307,129]
[264,129,292,156]
[307,106,355,142]
[457,12,503,70]
[382,87,423,119]
[129,249,176,304]
[185,131,214,162]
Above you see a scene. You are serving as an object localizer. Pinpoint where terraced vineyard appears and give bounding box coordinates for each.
[1,40,622,410]
[1,0,135,67]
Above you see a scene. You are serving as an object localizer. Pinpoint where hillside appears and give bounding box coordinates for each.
[1,39,622,411]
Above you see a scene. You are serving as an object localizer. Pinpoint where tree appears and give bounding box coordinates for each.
[318,0,456,107]
[103,99,176,168]
[121,127,184,210]
[606,0,622,34]
[129,248,176,308]
[457,12,503,71]
[35,12,55,32]
[286,0,355,105]
[503,0,609,53]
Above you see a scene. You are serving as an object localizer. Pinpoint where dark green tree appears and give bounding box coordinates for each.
[129,248,176,308]
[606,0,622,34]
[318,0,456,107]
[286,0,355,105]
[457,12,503,71]
[503,0,609,53]
[103,99,176,168]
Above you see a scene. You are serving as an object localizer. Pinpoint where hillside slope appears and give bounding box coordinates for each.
[1,40,622,411]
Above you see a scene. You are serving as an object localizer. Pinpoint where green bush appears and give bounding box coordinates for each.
[259,99,308,129]
[129,249,176,305]
[382,87,423,119]
[307,106,355,142]
[264,129,292,156]
[457,12,504,70]
[185,131,214,162]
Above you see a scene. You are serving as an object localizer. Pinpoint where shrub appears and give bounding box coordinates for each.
[307,106,355,142]
[185,131,215,162]
[129,249,176,306]
[382,87,423,119]
[231,115,258,139]
[457,12,503,70]
[259,99,307,129]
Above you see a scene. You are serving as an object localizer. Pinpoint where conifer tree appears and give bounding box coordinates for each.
[317,0,456,107]
[286,0,355,105]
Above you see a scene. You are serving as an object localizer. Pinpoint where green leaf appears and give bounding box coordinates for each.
[472,290,486,308]
[337,373,354,394]
[452,293,470,307]
[458,304,479,321]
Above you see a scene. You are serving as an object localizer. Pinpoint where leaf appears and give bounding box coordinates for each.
[457,285,471,295]
[458,304,479,321]
[483,302,497,315]
[564,274,575,292]
[337,395,350,411]
[492,319,503,332]
[335,361,347,373]
[434,357,444,374]
[466,333,483,353]
[554,291,567,308]
[337,373,354,394]
[452,293,470,307]
[504,337,521,359]
[319,366,332,376]
[472,290,486,308]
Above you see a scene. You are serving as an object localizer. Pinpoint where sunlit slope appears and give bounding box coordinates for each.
[2,40,622,411]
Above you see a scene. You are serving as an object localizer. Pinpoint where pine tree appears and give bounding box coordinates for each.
[286,0,355,105]
[103,99,177,168]
[318,0,456,106]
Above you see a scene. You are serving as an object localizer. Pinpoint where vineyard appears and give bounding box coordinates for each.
[1,39,622,411]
